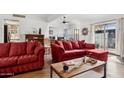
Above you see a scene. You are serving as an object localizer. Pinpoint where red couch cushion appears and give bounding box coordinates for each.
[34,46,45,56]
[18,55,38,65]
[87,49,108,54]
[85,43,95,49]
[61,51,76,61]
[71,41,80,49]
[78,40,85,49]
[0,56,18,67]
[73,49,86,56]
[55,40,64,49]
[63,41,73,50]
[27,42,37,55]
[86,49,109,61]
[9,42,27,57]
[61,49,85,61]
[0,43,10,58]
[65,50,85,57]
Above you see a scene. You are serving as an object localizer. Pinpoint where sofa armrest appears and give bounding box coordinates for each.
[34,45,45,56]
[85,43,96,49]
[51,43,65,62]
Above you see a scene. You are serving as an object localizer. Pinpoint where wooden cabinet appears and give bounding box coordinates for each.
[25,34,44,46]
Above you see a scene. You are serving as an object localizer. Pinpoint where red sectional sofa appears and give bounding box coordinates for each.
[0,42,45,76]
[51,40,108,62]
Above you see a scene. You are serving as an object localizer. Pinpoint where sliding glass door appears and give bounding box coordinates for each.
[95,25,105,49]
[95,23,116,54]
[106,24,116,53]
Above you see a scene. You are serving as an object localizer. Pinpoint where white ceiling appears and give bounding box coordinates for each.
[70,14,124,23]
[39,14,63,22]
[38,14,124,23]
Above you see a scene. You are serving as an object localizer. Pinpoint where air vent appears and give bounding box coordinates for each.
[13,14,26,18]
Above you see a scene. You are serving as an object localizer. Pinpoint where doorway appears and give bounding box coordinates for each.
[4,25,8,43]
[94,23,116,54]
[4,19,20,42]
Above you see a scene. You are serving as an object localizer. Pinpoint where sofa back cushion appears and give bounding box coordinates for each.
[9,42,27,57]
[27,42,37,55]
[55,40,64,49]
[62,41,73,50]
[85,43,96,49]
[71,41,80,49]
[0,43,10,58]
[78,40,85,49]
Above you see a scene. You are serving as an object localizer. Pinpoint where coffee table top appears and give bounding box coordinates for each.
[51,58,106,78]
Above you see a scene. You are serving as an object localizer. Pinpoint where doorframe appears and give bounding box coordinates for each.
[92,21,117,53]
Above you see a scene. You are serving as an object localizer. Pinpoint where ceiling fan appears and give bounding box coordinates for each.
[62,16,69,24]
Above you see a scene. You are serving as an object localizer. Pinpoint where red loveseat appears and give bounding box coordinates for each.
[51,40,108,62]
[0,42,45,76]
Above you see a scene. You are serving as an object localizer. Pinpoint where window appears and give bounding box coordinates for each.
[4,19,20,42]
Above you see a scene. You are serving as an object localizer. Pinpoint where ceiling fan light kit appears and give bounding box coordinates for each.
[62,16,69,24]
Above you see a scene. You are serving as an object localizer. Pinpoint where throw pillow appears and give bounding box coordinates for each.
[0,43,10,57]
[55,40,64,49]
[62,40,73,50]
[78,40,85,49]
[71,41,80,49]
[27,42,37,55]
[9,42,27,57]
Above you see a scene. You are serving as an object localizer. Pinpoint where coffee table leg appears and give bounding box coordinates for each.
[50,66,53,78]
[103,63,107,78]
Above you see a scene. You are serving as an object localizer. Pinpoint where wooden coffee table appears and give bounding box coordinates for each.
[50,58,107,78]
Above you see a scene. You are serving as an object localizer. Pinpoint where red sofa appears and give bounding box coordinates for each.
[51,40,108,62]
[0,42,45,76]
